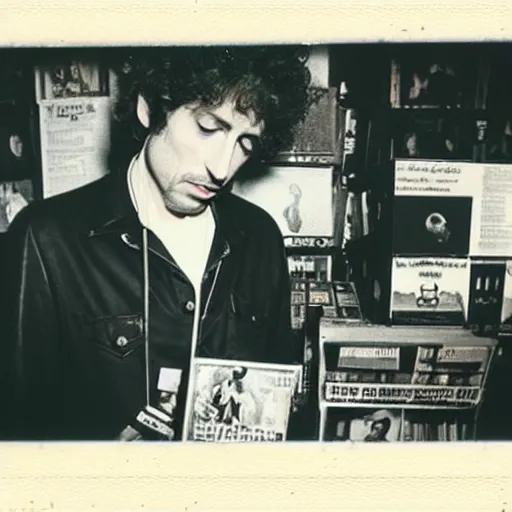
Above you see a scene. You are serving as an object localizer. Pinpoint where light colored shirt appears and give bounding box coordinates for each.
[127,150,215,293]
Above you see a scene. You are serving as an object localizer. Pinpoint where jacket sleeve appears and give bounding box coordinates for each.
[1,215,61,440]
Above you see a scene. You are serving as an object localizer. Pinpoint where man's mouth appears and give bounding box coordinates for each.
[189,183,219,199]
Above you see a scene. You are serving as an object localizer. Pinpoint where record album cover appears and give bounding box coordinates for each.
[183,358,302,442]
[390,257,470,325]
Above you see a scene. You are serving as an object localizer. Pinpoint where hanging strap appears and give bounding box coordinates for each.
[142,226,151,406]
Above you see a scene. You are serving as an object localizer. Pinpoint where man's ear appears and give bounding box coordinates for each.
[136,94,150,128]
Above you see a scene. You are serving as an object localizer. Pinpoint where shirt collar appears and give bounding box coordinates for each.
[87,158,247,249]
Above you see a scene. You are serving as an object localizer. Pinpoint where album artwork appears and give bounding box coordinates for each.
[321,407,402,442]
[501,261,512,330]
[232,165,333,237]
[467,260,506,328]
[393,195,472,257]
[390,257,470,325]
[183,358,302,442]
[0,179,33,233]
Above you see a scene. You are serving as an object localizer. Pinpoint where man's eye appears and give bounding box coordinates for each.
[239,136,255,156]
[197,118,218,133]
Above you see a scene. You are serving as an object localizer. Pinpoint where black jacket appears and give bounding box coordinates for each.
[1,169,299,440]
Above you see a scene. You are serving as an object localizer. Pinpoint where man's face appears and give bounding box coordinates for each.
[369,421,386,440]
[142,97,264,216]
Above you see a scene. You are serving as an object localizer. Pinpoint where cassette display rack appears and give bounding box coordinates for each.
[318,321,497,442]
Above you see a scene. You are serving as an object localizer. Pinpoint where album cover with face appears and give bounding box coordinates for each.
[392,195,473,257]
[390,257,470,325]
[320,407,402,442]
[232,165,333,237]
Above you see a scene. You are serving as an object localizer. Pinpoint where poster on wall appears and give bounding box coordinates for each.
[390,257,470,325]
[39,96,112,198]
[394,159,512,258]
[35,61,109,102]
[232,165,333,238]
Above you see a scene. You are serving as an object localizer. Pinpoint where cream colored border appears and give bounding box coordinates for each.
[1,2,512,510]
[0,2,511,45]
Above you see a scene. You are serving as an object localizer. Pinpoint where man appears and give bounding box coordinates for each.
[1,46,312,441]
[364,417,391,442]
[210,366,256,426]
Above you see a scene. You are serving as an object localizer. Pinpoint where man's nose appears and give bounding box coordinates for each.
[207,140,236,185]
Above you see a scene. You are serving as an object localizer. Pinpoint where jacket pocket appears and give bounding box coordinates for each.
[84,314,144,359]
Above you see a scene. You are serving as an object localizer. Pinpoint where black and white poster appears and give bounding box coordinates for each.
[232,165,333,237]
[39,97,112,198]
[394,159,512,258]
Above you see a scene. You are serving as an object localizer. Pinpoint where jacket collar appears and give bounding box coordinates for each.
[87,167,247,251]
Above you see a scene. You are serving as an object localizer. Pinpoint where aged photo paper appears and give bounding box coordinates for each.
[1,2,512,511]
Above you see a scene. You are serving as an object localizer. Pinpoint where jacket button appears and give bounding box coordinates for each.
[184,301,195,312]
[116,335,129,347]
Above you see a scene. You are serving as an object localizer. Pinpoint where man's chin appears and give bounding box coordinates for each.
[164,197,209,218]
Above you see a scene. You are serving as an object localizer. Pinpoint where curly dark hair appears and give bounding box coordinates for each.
[112,45,312,160]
